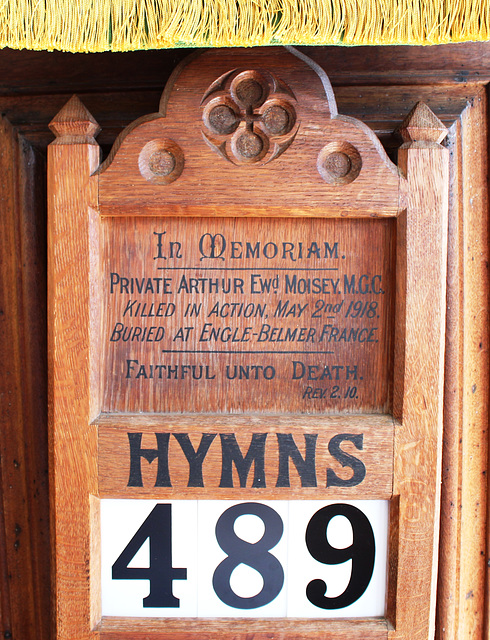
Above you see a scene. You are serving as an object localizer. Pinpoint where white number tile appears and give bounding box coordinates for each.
[287,500,388,618]
[197,500,289,617]
[101,499,198,617]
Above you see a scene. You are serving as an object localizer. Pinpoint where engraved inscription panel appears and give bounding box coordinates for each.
[100,217,394,413]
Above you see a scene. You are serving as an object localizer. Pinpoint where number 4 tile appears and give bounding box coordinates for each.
[101,499,198,617]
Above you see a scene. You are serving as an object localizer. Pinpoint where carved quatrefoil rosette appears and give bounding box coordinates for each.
[201,69,299,165]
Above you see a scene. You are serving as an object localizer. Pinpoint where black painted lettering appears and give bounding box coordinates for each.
[110,272,120,293]
[127,432,171,487]
[306,242,321,259]
[184,303,202,317]
[169,241,182,259]
[346,365,358,380]
[327,433,366,487]
[292,360,306,379]
[276,433,317,487]
[324,242,339,258]
[372,275,383,293]
[173,433,216,487]
[358,275,370,294]
[153,231,167,260]
[245,242,260,258]
[173,327,193,341]
[230,241,243,258]
[219,434,267,488]
[263,242,278,259]
[282,242,296,261]
[199,233,226,261]
[343,274,356,294]
[126,359,139,377]
[122,300,138,317]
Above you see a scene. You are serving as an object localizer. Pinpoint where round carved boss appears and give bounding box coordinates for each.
[317,142,362,185]
[138,139,184,185]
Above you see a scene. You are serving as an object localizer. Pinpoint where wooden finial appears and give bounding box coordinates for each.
[49,95,100,144]
[398,102,448,144]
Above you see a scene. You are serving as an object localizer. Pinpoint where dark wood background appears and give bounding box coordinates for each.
[0,42,488,639]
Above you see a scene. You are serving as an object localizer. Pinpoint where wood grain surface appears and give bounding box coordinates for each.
[98,413,394,499]
[100,216,395,414]
[436,89,489,639]
[390,104,449,639]
[0,43,489,102]
[46,51,454,640]
[98,616,389,639]
[0,112,50,640]
[48,97,101,639]
[98,48,402,217]
[0,83,476,152]
[93,55,444,640]
[0,41,486,640]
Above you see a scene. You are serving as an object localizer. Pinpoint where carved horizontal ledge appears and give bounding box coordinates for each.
[94,412,396,428]
[95,202,403,217]
[98,614,390,639]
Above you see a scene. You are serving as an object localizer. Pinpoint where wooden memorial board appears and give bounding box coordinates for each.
[48,48,448,640]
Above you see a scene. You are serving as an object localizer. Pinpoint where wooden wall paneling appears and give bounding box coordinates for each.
[0,83,476,153]
[48,96,101,640]
[0,44,484,640]
[391,104,449,639]
[436,88,489,639]
[436,110,465,640]
[0,115,50,640]
[1,43,490,102]
[458,91,489,639]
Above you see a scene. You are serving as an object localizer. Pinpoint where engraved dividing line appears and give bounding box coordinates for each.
[161,350,335,354]
[157,267,339,271]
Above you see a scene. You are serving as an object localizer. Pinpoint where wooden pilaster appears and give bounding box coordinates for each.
[391,103,449,639]
[48,96,101,640]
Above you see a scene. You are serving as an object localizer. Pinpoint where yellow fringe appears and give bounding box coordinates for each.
[0,0,489,52]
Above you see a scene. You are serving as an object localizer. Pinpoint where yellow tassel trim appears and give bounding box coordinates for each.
[1,0,489,52]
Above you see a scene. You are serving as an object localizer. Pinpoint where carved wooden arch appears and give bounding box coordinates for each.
[96,47,403,217]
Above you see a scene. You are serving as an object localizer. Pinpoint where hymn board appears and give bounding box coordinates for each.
[48,48,448,639]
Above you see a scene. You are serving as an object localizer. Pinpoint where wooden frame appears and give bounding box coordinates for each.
[436,88,489,640]
[47,47,451,640]
[46,46,449,640]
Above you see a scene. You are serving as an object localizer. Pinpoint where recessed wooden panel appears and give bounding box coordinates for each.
[100,217,395,413]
